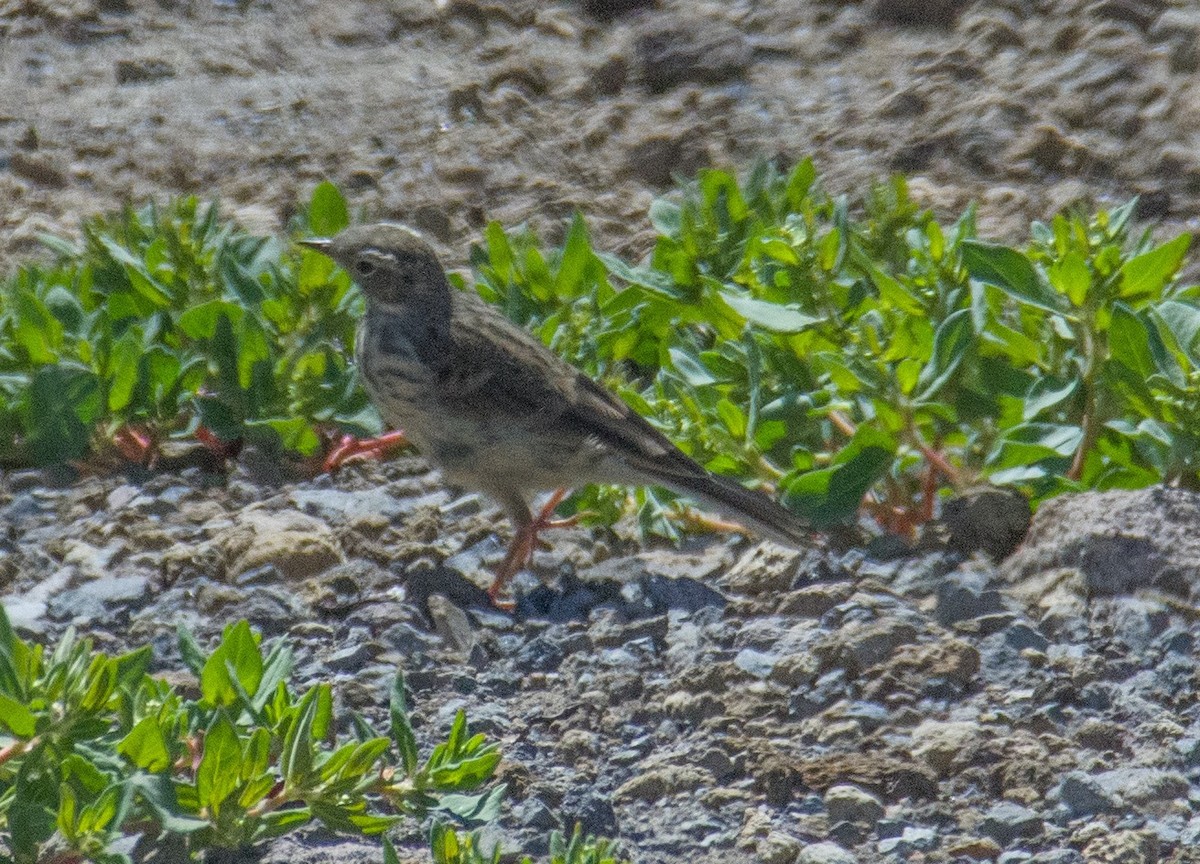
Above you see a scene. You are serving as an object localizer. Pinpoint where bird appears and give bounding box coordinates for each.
[300,223,811,600]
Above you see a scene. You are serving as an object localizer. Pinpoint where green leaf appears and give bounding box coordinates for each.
[1109,303,1156,380]
[1048,251,1090,306]
[1120,233,1191,300]
[383,835,403,864]
[0,692,36,736]
[781,426,896,526]
[196,711,242,815]
[721,293,821,333]
[281,685,322,785]
[390,672,420,777]
[118,716,171,772]
[1023,376,1079,421]
[649,199,682,237]
[961,240,1062,313]
[107,327,143,412]
[785,157,816,210]
[309,181,350,237]
[555,214,592,298]
[177,300,245,340]
[915,309,973,402]
[200,620,263,708]
[1152,299,1200,365]
[128,774,210,833]
[21,364,102,465]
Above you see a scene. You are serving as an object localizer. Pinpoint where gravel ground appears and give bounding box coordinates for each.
[2,460,1199,864]
[6,1,1200,862]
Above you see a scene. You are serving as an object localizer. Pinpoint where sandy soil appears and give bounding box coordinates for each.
[4,0,1200,270]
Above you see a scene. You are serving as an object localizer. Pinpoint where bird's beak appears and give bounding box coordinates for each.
[298,237,332,255]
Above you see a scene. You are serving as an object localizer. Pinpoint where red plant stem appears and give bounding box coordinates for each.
[828,409,857,438]
[915,441,963,489]
[1066,413,1090,481]
[921,462,938,523]
[0,736,36,766]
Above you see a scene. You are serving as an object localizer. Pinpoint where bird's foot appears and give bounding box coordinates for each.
[322,430,410,473]
[487,487,577,604]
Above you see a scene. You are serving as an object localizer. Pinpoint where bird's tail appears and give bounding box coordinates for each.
[664,470,812,548]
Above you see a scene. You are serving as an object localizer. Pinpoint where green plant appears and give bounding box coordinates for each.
[0,608,619,863]
[0,184,374,469]
[4,162,1198,537]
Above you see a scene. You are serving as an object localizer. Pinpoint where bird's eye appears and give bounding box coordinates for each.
[355,258,376,276]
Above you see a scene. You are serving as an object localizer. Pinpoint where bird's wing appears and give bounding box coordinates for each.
[443,292,709,483]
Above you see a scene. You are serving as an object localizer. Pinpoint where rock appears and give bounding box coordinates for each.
[758,832,802,864]
[115,58,176,84]
[48,574,150,622]
[426,594,478,658]
[720,544,802,595]
[979,801,1044,845]
[1000,487,1200,598]
[625,132,707,188]
[936,567,1006,625]
[869,0,965,28]
[323,641,383,672]
[644,574,726,612]
[797,840,857,864]
[289,487,414,528]
[947,837,1003,860]
[513,636,564,673]
[910,720,982,777]
[1093,767,1189,808]
[215,509,343,582]
[821,618,920,675]
[734,647,778,679]
[590,609,667,647]
[941,486,1031,561]
[663,690,724,724]
[878,825,939,855]
[1058,771,1115,816]
[614,765,713,802]
[632,16,752,94]
[1080,829,1157,864]
[560,788,618,837]
[581,0,655,22]
[9,152,67,187]
[777,582,855,617]
[824,784,885,825]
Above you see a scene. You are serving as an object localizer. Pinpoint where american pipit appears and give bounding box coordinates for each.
[301,224,810,599]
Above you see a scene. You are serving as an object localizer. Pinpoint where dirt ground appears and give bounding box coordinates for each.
[5,0,1200,268]
[6,2,1200,864]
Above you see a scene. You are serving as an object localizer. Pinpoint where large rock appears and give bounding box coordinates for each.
[1000,487,1200,598]
[214,509,343,582]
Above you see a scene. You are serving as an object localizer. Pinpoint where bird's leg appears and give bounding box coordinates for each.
[323,430,410,473]
[488,487,577,602]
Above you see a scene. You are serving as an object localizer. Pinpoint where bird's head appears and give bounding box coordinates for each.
[300,223,447,309]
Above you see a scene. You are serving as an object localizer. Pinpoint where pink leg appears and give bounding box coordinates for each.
[488,488,578,603]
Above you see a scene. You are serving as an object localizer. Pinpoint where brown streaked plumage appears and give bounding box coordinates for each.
[301,224,810,598]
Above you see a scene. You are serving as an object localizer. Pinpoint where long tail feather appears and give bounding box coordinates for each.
[663,471,811,548]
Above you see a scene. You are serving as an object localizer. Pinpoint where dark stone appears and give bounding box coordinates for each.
[513,636,564,673]
[942,486,1031,562]
[634,18,751,94]
[581,0,655,22]
[936,568,1005,625]
[115,58,177,85]
[645,575,725,613]
[560,790,619,837]
[869,0,967,28]
[979,801,1044,845]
